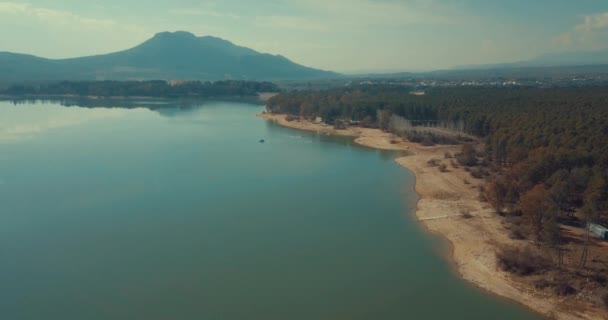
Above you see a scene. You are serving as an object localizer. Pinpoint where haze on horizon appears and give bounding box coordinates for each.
[1,0,607,73]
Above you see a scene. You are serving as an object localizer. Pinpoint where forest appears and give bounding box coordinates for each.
[268,85,608,224]
[0,80,280,98]
[267,85,608,269]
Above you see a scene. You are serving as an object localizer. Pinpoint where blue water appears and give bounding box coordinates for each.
[0,100,540,319]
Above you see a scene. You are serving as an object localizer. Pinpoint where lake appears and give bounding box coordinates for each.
[0,100,540,319]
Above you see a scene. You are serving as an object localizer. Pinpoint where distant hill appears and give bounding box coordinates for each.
[0,31,337,81]
[525,50,608,67]
[347,50,608,81]
[346,65,608,82]
[454,49,608,70]
[424,65,608,81]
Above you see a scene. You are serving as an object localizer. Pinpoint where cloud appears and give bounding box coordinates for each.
[254,15,328,31]
[0,1,149,57]
[575,12,608,32]
[0,105,132,143]
[169,8,240,20]
[557,12,608,50]
[0,2,144,33]
[246,0,472,34]
[292,0,467,27]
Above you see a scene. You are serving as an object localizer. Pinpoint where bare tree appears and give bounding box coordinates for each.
[388,114,412,138]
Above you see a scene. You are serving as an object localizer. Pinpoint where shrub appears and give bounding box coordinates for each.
[534,279,552,290]
[591,272,607,286]
[438,164,448,172]
[333,120,347,130]
[285,115,299,122]
[444,152,453,159]
[602,292,608,309]
[420,137,435,146]
[478,185,487,202]
[461,212,474,219]
[470,167,485,179]
[406,131,460,146]
[360,116,374,128]
[496,246,552,276]
[509,227,527,240]
[455,144,477,166]
[554,282,577,296]
[480,157,490,167]
[427,159,440,167]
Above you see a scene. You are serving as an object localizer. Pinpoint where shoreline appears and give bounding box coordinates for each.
[0,94,268,102]
[258,112,605,320]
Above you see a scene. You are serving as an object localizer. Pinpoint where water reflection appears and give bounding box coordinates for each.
[3,96,262,112]
[0,98,262,143]
[0,102,137,143]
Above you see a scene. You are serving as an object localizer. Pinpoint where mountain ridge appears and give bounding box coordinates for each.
[453,49,608,71]
[0,31,337,81]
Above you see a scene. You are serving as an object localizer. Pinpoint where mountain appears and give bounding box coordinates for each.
[525,50,608,67]
[0,31,337,81]
[454,49,608,71]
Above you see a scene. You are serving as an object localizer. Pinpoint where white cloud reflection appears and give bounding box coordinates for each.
[0,103,134,143]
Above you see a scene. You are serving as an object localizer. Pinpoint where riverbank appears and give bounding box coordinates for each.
[258,112,606,320]
[0,93,272,103]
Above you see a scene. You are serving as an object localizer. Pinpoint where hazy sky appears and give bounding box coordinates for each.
[1,0,607,72]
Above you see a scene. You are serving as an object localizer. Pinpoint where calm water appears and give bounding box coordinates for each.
[0,100,540,320]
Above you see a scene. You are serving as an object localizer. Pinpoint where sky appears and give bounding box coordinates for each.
[1,0,607,72]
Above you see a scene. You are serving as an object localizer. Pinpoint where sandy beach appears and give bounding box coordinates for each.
[258,113,607,320]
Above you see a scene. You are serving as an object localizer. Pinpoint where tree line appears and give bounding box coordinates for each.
[0,80,280,98]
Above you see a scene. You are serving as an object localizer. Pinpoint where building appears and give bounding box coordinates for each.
[167,80,192,86]
[588,223,608,240]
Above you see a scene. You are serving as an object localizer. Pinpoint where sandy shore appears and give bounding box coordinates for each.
[259,113,606,320]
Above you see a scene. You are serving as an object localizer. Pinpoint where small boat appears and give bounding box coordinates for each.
[259,139,265,143]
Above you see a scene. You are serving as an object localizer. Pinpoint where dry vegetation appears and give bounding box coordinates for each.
[415,139,608,315]
[497,246,552,276]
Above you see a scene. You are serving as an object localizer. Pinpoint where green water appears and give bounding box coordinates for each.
[0,100,540,320]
